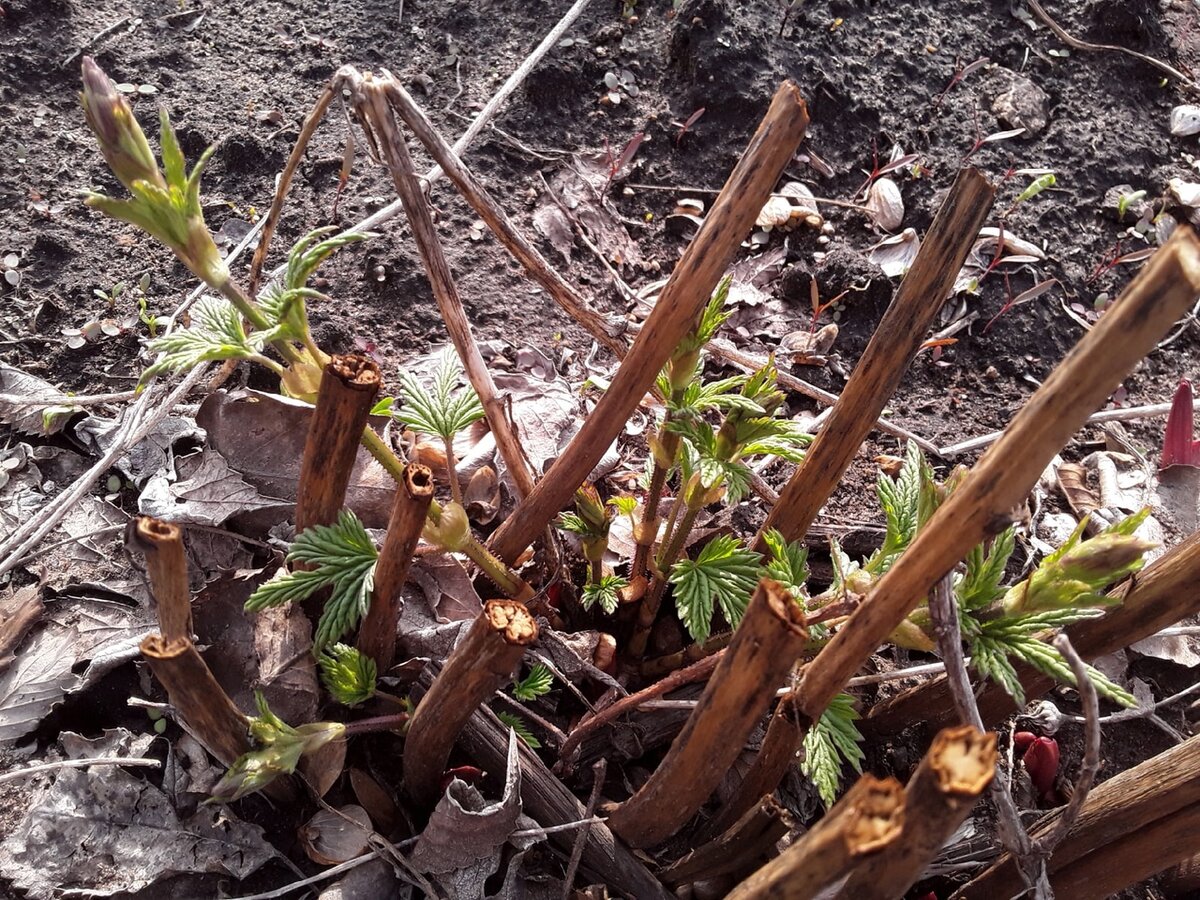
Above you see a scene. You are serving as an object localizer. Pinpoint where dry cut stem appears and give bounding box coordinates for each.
[754,167,994,550]
[488,80,811,564]
[864,526,1200,736]
[357,463,434,670]
[834,726,996,900]
[607,579,807,848]
[726,774,906,900]
[955,730,1200,899]
[403,599,537,807]
[295,354,381,534]
[128,516,192,642]
[357,73,536,499]
[140,634,248,766]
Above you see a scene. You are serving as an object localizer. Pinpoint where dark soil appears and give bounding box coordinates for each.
[3,0,1200,897]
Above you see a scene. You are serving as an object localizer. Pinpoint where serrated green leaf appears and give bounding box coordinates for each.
[557,513,589,536]
[142,294,264,381]
[244,510,378,651]
[497,711,542,748]
[512,663,554,701]
[957,527,1015,611]
[318,643,377,706]
[866,441,925,576]
[669,535,762,643]
[582,574,627,614]
[762,528,809,596]
[801,693,864,808]
[395,350,484,441]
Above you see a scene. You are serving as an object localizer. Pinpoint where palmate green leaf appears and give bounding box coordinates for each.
[318,643,377,706]
[395,350,485,441]
[957,526,1016,611]
[762,528,809,597]
[141,295,265,382]
[512,663,554,701]
[557,512,589,536]
[497,711,541,749]
[582,574,627,614]
[669,375,753,415]
[801,693,864,808]
[676,276,732,356]
[669,534,762,643]
[245,510,378,651]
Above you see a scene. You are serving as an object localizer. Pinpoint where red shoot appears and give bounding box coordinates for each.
[1020,735,1060,803]
[440,765,486,793]
[1161,379,1200,469]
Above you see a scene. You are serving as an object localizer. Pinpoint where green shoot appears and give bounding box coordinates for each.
[512,663,554,701]
[761,528,810,601]
[497,711,541,749]
[318,643,378,706]
[245,510,378,651]
[142,295,276,383]
[1118,189,1147,220]
[582,574,628,614]
[801,693,864,808]
[1013,172,1056,205]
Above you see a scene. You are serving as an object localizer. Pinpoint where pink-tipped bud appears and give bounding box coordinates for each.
[1020,735,1060,802]
[1161,380,1200,470]
[80,56,163,192]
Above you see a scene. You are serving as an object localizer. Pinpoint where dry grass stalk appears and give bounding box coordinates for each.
[128,516,192,642]
[607,580,807,848]
[487,80,811,564]
[403,599,537,807]
[358,75,537,499]
[140,634,249,766]
[794,225,1200,734]
[726,774,906,900]
[357,463,434,670]
[661,795,794,887]
[295,353,381,534]
[864,527,1200,736]
[753,167,994,551]
[835,726,996,900]
[955,731,1200,899]
[382,79,626,358]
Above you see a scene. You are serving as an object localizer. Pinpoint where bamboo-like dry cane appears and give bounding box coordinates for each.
[726,774,906,900]
[1047,802,1200,900]
[403,599,538,807]
[295,353,381,534]
[753,167,995,552]
[487,81,810,565]
[702,689,805,841]
[794,226,1200,727]
[381,79,627,358]
[128,516,192,642]
[955,730,1200,899]
[835,726,996,900]
[607,580,808,848]
[661,796,795,887]
[723,225,1200,813]
[864,527,1200,736]
[357,463,434,671]
[140,634,249,766]
[357,75,536,499]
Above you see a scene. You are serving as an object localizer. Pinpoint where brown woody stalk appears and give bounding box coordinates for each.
[128,516,192,642]
[140,634,248,766]
[357,76,536,499]
[836,726,996,900]
[403,599,537,807]
[661,796,794,887]
[381,80,626,358]
[792,226,1200,737]
[702,689,805,841]
[488,81,810,564]
[726,774,906,900]
[753,167,995,551]
[607,579,807,848]
[864,527,1200,736]
[357,463,434,670]
[955,730,1200,899]
[295,354,381,534]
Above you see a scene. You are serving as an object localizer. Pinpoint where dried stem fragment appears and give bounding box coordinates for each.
[128,516,191,642]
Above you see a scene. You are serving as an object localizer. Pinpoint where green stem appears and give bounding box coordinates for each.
[444,434,463,505]
[590,558,603,586]
[342,712,409,736]
[628,499,703,658]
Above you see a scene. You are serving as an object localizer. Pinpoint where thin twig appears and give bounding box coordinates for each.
[0,756,160,784]
[1025,0,1198,91]
[562,760,606,899]
[1036,635,1100,857]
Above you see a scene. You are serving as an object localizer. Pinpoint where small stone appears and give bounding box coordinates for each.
[992,72,1050,137]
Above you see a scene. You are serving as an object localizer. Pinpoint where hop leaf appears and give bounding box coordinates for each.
[762,528,809,598]
[956,526,1015,611]
[394,350,485,441]
[582,574,627,615]
[318,643,377,706]
[801,694,864,808]
[141,295,266,382]
[866,440,926,575]
[245,510,378,651]
[512,663,554,701]
[497,711,541,749]
[669,535,762,643]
